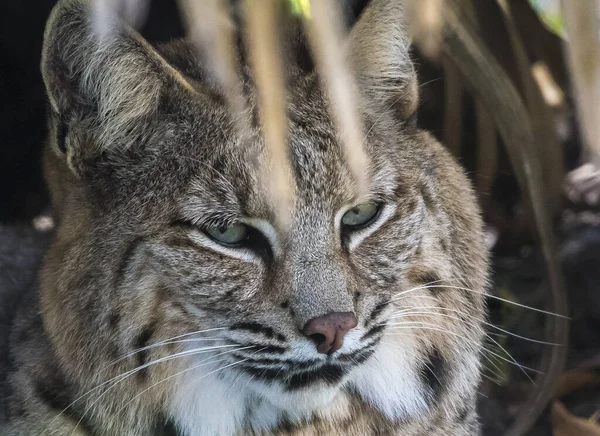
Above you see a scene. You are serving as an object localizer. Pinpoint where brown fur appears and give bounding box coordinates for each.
[1,0,488,435]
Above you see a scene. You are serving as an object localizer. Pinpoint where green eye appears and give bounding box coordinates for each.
[341,203,380,228]
[205,223,249,245]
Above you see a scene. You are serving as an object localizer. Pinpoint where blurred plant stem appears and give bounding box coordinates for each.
[562,0,600,168]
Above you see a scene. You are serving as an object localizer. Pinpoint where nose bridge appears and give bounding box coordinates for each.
[287,226,354,327]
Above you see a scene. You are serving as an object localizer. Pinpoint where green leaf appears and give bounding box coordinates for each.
[529,0,566,38]
[288,0,311,19]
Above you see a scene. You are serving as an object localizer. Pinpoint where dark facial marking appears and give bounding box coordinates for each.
[420,348,446,401]
[277,413,298,433]
[230,322,287,342]
[338,346,376,365]
[34,376,92,432]
[238,363,348,390]
[440,238,449,253]
[34,379,72,414]
[108,312,120,330]
[261,345,288,354]
[156,417,181,436]
[360,324,385,341]
[456,404,470,423]
[416,271,442,288]
[231,354,319,370]
[113,236,146,289]
[366,300,390,325]
[285,364,347,390]
[134,322,156,380]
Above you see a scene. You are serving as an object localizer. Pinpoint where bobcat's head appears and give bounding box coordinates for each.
[40,0,487,434]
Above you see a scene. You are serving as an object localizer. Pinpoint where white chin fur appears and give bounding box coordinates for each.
[168,358,348,435]
[350,330,429,422]
[169,333,427,435]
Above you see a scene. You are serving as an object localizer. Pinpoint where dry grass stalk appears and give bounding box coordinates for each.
[474,98,497,205]
[178,0,246,119]
[244,0,295,227]
[304,0,368,194]
[92,0,150,37]
[442,59,464,156]
[532,61,565,108]
[497,0,564,217]
[562,0,600,166]
[405,0,445,61]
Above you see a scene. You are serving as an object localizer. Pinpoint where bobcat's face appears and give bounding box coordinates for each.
[144,81,432,409]
[36,0,487,434]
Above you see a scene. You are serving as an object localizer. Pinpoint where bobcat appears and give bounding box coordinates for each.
[0,0,488,434]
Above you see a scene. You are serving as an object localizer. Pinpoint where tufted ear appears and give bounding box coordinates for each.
[41,0,191,172]
[348,0,418,120]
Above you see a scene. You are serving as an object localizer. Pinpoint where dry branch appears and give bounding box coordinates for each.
[562,0,600,166]
[441,2,569,435]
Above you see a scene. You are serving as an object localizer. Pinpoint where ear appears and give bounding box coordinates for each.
[348,0,418,120]
[41,0,191,173]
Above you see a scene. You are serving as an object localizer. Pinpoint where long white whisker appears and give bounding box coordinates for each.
[67,345,251,436]
[220,346,281,404]
[391,284,568,318]
[108,337,225,367]
[387,302,560,345]
[111,347,269,420]
[379,338,506,385]
[386,321,540,381]
[107,327,227,366]
[387,310,538,384]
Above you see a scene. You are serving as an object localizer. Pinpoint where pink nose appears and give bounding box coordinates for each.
[302,312,358,355]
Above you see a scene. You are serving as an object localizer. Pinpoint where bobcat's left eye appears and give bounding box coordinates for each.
[205,223,249,246]
[341,202,380,229]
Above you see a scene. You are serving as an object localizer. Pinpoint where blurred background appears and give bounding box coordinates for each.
[1,0,599,434]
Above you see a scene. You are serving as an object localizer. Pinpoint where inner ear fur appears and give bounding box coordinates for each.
[347,0,418,120]
[41,0,193,168]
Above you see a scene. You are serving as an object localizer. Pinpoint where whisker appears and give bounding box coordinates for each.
[386,321,540,381]
[111,347,269,420]
[233,351,273,401]
[385,310,537,385]
[388,300,560,345]
[215,346,272,408]
[380,338,506,385]
[55,329,231,425]
[64,344,250,435]
[390,283,569,319]
[108,334,227,366]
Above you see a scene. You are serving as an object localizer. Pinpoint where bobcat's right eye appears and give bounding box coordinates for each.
[341,202,380,229]
[205,223,249,246]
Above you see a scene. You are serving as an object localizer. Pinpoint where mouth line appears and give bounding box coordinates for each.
[237,361,350,390]
[229,343,378,390]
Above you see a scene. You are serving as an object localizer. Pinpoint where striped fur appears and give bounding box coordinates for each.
[1,0,488,435]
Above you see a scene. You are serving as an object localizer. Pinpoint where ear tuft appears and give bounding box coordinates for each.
[348,0,418,119]
[42,0,166,159]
